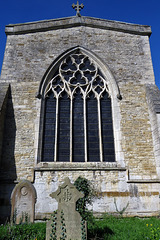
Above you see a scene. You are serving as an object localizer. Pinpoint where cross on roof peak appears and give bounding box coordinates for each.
[72,1,84,17]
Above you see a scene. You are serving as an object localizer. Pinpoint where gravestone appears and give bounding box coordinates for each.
[11,180,37,223]
[46,177,87,240]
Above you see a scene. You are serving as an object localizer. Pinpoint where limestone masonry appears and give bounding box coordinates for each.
[0,15,160,222]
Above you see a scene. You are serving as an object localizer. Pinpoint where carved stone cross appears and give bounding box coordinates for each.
[46,178,87,240]
[72,1,84,17]
[50,177,84,209]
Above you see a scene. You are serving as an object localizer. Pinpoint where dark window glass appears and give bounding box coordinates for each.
[101,91,115,162]
[73,88,84,162]
[42,92,56,162]
[57,91,70,162]
[87,91,99,162]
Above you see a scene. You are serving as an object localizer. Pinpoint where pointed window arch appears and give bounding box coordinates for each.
[38,48,118,163]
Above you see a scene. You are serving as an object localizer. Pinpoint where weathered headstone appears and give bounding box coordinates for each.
[11,180,37,223]
[46,177,87,240]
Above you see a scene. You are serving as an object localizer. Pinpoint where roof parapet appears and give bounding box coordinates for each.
[5,16,152,36]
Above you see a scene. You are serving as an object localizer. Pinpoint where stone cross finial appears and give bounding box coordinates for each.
[72,1,84,17]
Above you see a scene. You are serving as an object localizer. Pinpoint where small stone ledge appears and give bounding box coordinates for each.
[34,162,126,171]
[127,179,160,183]
[5,16,152,36]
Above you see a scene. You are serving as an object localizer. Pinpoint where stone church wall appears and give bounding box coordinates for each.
[0,17,159,220]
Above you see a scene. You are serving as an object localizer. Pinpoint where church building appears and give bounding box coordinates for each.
[0,4,160,222]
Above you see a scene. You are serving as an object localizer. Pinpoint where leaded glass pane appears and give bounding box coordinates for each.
[101,91,115,162]
[57,91,70,162]
[73,88,84,162]
[42,92,56,162]
[86,91,99,162]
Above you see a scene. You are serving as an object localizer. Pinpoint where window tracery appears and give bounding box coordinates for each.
[42,51,115,162]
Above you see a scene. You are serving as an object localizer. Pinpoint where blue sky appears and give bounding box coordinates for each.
[0,0,160,89]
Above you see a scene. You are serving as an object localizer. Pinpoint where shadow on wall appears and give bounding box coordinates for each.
[0,85,17,223]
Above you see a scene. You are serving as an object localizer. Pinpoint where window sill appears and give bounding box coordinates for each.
[127,179,160,183]
[34,162,126,171]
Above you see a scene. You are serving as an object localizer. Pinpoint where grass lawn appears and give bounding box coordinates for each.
[1,215,160,239]
[88,214,160,239]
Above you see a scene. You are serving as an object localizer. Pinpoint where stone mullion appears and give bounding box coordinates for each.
[54,97,59,162]
[83,95,88,162]
[97,97,103,162]
[70,96,73,162]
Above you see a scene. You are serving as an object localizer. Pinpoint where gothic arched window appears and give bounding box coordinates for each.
[41,50,115,162]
